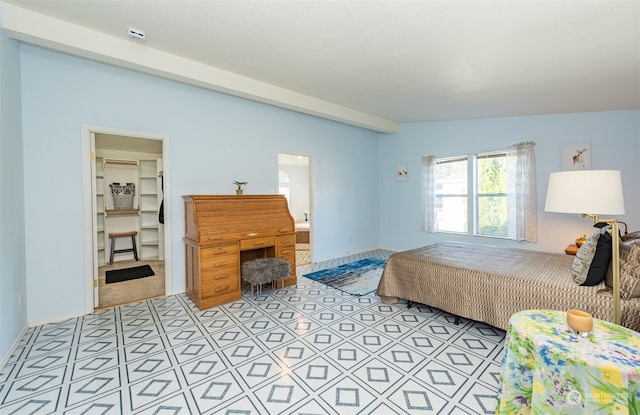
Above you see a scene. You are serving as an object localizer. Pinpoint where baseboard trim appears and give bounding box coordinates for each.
[2,291,190,370]
[0,323,28,370]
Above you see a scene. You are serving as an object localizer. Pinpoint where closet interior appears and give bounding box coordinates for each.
[94,134,165,308]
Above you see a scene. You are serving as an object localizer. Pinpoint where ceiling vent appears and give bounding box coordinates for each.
[127,27,145,41]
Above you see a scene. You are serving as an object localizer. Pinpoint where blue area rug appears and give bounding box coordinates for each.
[303,258,387,296]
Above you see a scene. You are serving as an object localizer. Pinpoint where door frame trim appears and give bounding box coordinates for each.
[277,152,313,264]
[81,124,172,313]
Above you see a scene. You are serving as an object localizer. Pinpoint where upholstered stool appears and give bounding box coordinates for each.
[242,258,291,297]
[108,231,139,264]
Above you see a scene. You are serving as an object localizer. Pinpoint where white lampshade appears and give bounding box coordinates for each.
[545,170,625,215]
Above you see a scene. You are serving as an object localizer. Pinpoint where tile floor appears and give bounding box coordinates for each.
[0,250,505,414]
[296,247,311,266]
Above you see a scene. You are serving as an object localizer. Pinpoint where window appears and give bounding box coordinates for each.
[433,157,468,233]
[278,170,290,200]
[422,142,537,242]
[430,154,507,236]
[476,152,507,237]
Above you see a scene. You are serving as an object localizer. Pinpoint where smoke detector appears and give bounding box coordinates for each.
[127,27,145,41]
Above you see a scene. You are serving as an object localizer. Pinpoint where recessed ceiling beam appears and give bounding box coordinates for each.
[1,2,399,134]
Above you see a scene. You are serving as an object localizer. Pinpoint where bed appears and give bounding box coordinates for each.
[295,222,310,244]
[376,241,640,332]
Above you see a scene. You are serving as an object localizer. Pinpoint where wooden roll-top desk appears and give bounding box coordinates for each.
[183,195,297,309]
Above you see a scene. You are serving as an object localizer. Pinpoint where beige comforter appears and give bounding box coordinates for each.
[376,241,640,332]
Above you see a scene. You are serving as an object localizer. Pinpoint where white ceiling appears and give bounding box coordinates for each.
[3,0,640,132]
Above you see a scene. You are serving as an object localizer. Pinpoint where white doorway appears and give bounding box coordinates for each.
[278,153,312,265]
[81,125,172,312]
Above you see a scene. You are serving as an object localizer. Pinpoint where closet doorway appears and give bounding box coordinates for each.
[278,153,312,265]
[82,126,171,311]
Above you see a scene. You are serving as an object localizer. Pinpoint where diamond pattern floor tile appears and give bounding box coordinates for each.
[0,249,506,414]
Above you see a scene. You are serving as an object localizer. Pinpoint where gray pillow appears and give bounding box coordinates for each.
[605,238,640,298]
[571,226,609,285]
[622,231,640,242]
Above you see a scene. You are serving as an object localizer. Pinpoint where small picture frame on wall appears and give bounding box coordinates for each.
[396,163,408,181]
[561,142,591,170]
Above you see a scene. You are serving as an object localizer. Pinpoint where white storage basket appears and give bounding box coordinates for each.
[110,183,135,209]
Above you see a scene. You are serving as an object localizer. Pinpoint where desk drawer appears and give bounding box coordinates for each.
[201,278,239,299]
[240,237,276,251]
[277,247,295,258]
[201,244,238,259]
[202,268,238,290]
[201,254,238,271]
[277,235,296,247]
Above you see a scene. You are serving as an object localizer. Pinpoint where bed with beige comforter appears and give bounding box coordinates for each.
[376,241,640,332]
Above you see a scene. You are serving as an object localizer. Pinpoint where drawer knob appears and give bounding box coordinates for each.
[254,241,265,246]
[215,286,229,293]
[208,236,223,240]
[214,275,228,280]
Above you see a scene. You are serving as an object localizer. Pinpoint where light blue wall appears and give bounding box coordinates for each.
[19,45,380,324]
[0,17,27,360]
[4,33,639,359]
[378,111,640,253]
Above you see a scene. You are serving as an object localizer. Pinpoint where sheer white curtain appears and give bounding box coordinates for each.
[506,141,537,242]
[421,156,436,232]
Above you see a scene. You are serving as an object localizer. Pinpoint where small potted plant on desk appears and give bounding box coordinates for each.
[233,181,247,195]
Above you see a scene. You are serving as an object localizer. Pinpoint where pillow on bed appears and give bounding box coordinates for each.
[588,226,613,283]
[605,238,640,298]
[622,231,640,242]
[571,226,611,286]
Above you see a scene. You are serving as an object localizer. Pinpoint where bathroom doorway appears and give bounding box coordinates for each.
[278,153,312,265]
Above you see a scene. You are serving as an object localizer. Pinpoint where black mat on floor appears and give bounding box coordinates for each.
[106,264,155,284]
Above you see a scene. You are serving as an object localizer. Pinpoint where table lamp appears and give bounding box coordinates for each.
[545,170,625,324]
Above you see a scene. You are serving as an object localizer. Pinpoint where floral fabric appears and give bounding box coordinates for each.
[496,309,640,414]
